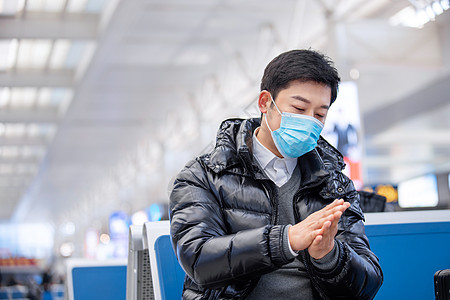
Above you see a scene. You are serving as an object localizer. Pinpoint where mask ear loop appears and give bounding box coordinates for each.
[264,111,273,132]
[264,92,282,132]
[268,93,282,115]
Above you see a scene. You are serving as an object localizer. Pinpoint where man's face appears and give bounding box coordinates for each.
[265,80,331,131]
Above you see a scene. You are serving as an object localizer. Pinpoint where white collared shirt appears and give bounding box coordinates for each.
[252,128,298,187]
[252,127,299,256]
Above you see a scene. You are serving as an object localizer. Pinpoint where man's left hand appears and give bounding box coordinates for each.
[308,201,350,259]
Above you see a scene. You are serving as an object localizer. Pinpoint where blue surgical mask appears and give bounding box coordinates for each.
[265,95,324,158]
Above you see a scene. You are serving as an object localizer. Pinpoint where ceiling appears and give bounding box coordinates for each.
[0,0,449,226]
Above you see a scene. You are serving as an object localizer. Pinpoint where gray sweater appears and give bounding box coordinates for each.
[246,165,339,299]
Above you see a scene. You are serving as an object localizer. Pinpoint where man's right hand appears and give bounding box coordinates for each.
[288,199,349,252]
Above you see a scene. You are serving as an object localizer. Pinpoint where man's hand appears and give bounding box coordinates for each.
[288,199,350,252]
[307,201,349,259]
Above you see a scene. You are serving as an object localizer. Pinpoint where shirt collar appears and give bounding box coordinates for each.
[252,127,297,175]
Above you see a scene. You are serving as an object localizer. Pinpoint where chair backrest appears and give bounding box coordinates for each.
[0,285,28,300]
[66,258,127,300]
[50,284,65,300]
[11,290,25,299]
[0,288,9,300]
[10,288,26,299]
[43,291,53,300]
[365,210,450,299]
[126,224,154,300]
[143,221,185,300]
[154,235,185,300]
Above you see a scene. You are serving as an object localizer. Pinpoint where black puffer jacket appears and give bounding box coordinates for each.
[169,118,383,300]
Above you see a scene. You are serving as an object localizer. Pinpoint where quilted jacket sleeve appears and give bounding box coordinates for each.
[169,158,291,289]
[309,178,383,300]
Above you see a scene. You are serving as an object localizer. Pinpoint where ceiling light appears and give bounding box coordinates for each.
[442,0,450,10]
[0,0,25,16]
[49,39,71,70]
[67,0,88,13]
[5,123,26,138]
[27,123,57,139]
[389,1,449,28]
[60,242,74,257]
[20,146,46,159]
[131,210,148,225]
[99,233,110,244]
[61,222,76,235]
[0,88,10,107]
[432,1,444,14]
[0,146,19,158]
[26,0,65,12]
[16,39,52,69]
[10,88,37,108]
[425,5,436,19]
[350,68,360,80]
[0,39,17,71]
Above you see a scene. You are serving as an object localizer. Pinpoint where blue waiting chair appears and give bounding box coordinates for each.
[43,291,53,300]
[154,235,185,300]
[0,289,9,300]
[10,286,26,299]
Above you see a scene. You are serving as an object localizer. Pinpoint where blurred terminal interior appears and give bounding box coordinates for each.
[0,0,449,298]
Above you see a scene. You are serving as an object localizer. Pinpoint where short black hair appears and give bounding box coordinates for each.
[260,49,340,105]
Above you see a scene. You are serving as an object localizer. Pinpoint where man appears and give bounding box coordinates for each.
[169,49,383,299]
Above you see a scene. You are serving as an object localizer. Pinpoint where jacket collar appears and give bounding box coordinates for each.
[298,149,330,189]
[204,118,343,188]
[204,118,257,174]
